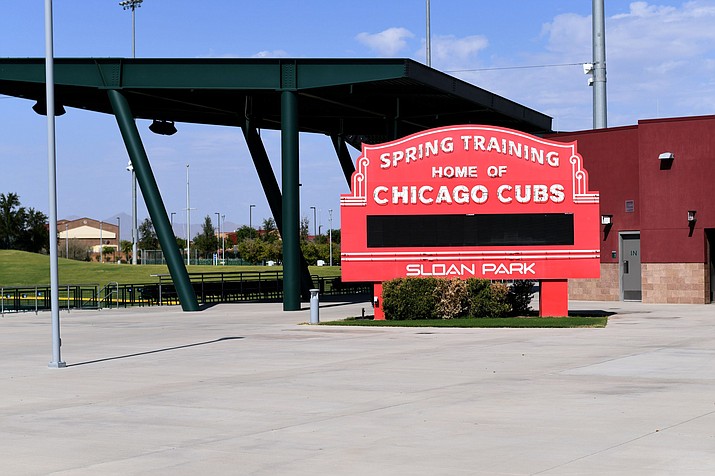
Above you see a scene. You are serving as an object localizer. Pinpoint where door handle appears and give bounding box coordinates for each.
[623,260,629,274]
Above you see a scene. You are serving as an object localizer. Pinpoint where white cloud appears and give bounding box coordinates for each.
[429,34,489,69]
[355,27,414,56]
[252,49,290,58]
[451,1,715,131]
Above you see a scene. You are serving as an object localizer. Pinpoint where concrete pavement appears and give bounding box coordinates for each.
[1,299,714,475]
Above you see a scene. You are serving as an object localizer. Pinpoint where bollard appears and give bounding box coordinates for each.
[309,288,320,324]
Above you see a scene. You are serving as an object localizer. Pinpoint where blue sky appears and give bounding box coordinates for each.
[2,1,715,238]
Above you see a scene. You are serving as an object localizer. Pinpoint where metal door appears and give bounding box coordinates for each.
[621,233,641,301]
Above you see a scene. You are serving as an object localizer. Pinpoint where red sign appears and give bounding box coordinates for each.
[340,125,600,283]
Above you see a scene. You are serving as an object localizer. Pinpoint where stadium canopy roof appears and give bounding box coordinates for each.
[0,57,552,139]
[0,57,553,312]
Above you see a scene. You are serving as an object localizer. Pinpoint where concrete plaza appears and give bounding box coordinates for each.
[1,299,714,475]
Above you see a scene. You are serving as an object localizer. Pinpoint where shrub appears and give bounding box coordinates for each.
[382,277,440,320]
[468,279,510,318]
[507,280,535,315]
[434,278,469,319]
[382,277,533,320]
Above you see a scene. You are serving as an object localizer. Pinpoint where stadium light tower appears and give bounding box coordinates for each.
[120,1,143,264]
[119,0,143,58]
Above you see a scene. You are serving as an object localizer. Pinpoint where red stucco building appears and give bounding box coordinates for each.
[550,115,715,304]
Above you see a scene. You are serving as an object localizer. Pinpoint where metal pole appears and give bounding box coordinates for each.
[221,214,225,261]
[249,204,255,229]
[328,208,333,266]
[593,0,607,129]
[170,212,175,233]
[186,163,191,266]
[99,221,103,263]
[310,206,316,238]
[215,212,220,265]
[120,1,142,264]
[426,0,431,67]
[131,4,136,58]
[45,0,65,368]
[119,0,142,58]
[309,288,319,324]
[64,223,68,258]
[132,169,137,264]
[116,216,120,263]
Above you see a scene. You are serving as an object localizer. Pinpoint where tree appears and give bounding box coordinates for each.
[66,238,91,261]
[235,225,258,242]
[330,228,341,244]
[193,215,218,258]
[260,217,279,242]
[237,238,265,264]
[0,192,49,253]
[138,218,159,250]
[120,239,133,261]
[300,216,310,242]
[22,208,49,253]
[102,245,115,263]
[175,236,187,252]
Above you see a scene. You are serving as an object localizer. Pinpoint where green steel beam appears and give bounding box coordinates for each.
[281,89,301,311]
[241,121,312,300]
[330,134,356,187]
[107,89,199,312]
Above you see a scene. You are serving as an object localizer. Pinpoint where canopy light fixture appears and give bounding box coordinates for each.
[32,100,66,116]
[687,210,696,223]
[149,120,177,136]
[601,214,612,226]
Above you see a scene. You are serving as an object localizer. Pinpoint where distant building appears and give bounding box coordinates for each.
[57,218,119,260]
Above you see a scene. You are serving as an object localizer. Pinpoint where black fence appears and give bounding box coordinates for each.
[1,272,371,314]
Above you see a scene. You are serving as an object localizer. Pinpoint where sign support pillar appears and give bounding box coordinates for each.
[539,280,569,317]
[373,282,384,320]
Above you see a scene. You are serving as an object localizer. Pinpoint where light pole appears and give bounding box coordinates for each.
[185,163,192,266]
[249,204,255,229]
[64,223,68,259]
[99,220,103,263]
[126,162,137,265]
[328,209,333,266]
[426,0,431,67]
[116,216,120,263]
[222,214,226,262]
[119,0,142,58]
[310,206,317,238]
[120,1,141,263]
[215,212,220,265]
[45,0,65,368]
[170,212,176,234]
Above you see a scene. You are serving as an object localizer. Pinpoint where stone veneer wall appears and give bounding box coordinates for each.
[642,262,710,304]
[569,263,620,301]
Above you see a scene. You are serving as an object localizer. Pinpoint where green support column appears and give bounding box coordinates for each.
[331,134,356,187]
[242,122,312,300]
[281,90,301,311]
[107,89,199,312]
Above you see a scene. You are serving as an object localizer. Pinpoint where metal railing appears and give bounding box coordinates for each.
[1,272,371,314]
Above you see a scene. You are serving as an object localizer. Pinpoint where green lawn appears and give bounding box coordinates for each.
[321,316,608,328]
[0,250,341,287]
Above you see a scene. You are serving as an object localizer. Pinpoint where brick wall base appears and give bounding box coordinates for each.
[642,262,710,304]
[569,263,620,301]
[568,262,711,304]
